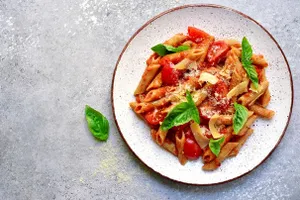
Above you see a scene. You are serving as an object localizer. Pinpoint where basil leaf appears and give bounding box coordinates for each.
[233,102,248,134]
[241,37,259,88]
[85,105,109,141]
[151,44,190,56]
[151,44,168,56]
[186,90,200,124]
[164,44,190,53]
[209,137,225,156]
[161,91,200,131]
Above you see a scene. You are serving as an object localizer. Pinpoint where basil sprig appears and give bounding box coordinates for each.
[85,105,109,141]
[161,91,200,131]
[241,37,259,88]
[209,137,225,156]
[233,103,248,134]
[151,44,190,56]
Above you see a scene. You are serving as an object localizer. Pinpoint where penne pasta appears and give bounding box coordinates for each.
[252,54,268,68]
[146,72,162,91]
[249,104,275,119]
[164,33,187,46]
[174,58,192,70]
[229,52,247,89]
[229,128,254,157]
[134,102,155,114]
[259,88,271,107]
[224,39,241,48]
[156,127,168,146]
[134,64,161,95]
[187,36,214,63]
[162,139,178,156]
[162,51,187,63]
[202,127,233,163]
[146,53,161,65]
[144,86,174,102]
[216,115,233,125]
[175,131,188,165]
[237,115,258,136]
[181,40,197,48]
[202,142,239,171]
[220,47,241,79]
[238,81,269,106]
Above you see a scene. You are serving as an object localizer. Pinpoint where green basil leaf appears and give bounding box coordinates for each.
[209,137,225,156]
[245,66,259,88]
[85,105,109,141]
[151,44,190,56]
[161,91,200,131]
[241,37,259,88]
[151,44,168,56]
[161,102,194,131]
[164,44,190,53]
[186,90,200,124]
[233,102,248,134]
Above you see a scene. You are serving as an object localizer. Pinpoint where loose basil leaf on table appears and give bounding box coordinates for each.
[233,102,248,134]
[151,43,190,56]
[161,91,200,131]
[241,37,259,89]
[209,136,225,157]
[85,105,109,141]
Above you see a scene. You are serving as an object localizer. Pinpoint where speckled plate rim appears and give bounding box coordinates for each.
[111,4,294,186]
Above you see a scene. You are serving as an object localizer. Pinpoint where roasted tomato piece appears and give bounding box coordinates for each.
[188,26,210,43]
[144,110,165,126]
[199,106,217,122]
[160,59,183,86]
[213,80,230,111]
[207,41,230,65]
[214,80,229,98]
[184,137,202,160]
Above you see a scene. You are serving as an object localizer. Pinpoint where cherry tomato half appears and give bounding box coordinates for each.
[184,138,202,160]
[188,26,210,43]
[160,59,182,86]
[207,41,230,65]
[144,110,165,126]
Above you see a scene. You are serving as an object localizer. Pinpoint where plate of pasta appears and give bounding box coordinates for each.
[112,5,293,185]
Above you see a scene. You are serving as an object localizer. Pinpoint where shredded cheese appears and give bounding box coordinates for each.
[199,72,218,84]
[249,82,261,93]
[209,114,223,139]
[190,122,209,149]
[227,79,249,99]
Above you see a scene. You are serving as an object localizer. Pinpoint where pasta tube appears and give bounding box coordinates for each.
[249,104,275,119]
[134,64,161,95]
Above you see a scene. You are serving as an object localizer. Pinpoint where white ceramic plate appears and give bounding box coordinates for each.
[112,5,293,185]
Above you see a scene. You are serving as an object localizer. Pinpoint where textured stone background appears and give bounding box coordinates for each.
[0,0,299,199]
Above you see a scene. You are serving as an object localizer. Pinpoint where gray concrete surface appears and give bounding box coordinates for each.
[0,0,299,199]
